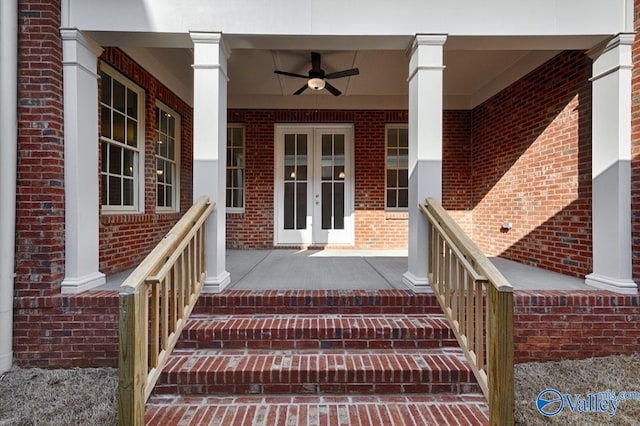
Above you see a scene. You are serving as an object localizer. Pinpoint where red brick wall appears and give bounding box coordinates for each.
[15,0,65,298]
[470,51,592,278]
[226,109,472,248]
[514,291,640,363]
[443,110,473,235]
[13,292,119,367]
[631,0,640,283]
[13,290,638,367]
[98,48,193,275]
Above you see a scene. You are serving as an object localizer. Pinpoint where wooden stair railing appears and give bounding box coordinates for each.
[118,196,215,425]
[420,198,514,425]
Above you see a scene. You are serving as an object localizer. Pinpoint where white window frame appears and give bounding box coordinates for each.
[385,124,409,211]
[155,101,181,213]
[226,124,245,213]
[99,64,145,214]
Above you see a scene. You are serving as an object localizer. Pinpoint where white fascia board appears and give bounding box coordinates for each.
[67,0,627,40]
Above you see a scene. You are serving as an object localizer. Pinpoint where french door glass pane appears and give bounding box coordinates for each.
[296,182,307,229]
[334,182,344,230]
[283,134,308,230]
[284,182,295,230]
[322,182,332,230]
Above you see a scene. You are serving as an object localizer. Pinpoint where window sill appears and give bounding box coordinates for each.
[100,211,182,225]
[385,211,408,220]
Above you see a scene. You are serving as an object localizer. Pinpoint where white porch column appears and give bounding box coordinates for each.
[60,29,105,293]
[403,34,446,293]
[585,34,637,294]
[190,32,230,292]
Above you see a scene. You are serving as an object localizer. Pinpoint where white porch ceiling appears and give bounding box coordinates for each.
[120,34,607,110]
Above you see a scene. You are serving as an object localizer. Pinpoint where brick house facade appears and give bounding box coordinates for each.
[2,0,638,369]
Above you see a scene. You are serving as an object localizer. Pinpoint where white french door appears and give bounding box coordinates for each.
[275,124,354,246]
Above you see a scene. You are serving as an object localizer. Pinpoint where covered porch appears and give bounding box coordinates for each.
[99,248,592,292]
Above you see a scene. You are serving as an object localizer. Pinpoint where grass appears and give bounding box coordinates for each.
[0,354,638,425]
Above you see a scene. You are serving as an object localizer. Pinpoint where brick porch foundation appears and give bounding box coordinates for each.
[12,290,639,368]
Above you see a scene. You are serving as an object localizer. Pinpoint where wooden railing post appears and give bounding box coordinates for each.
[420,197,514,425]
[488,287,515,425]
[118,196,214,425]
[118,288,146,426]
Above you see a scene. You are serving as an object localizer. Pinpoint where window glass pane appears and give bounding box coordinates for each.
[166,163,173,184]
[387,169,397,187]
[388,128,398,147]
[123,178,134,206]
[237,189,244,208]
[387,148,397,168]
[156,158,165,183]
[108,176,121,205]
[168,115,175,136]
[108,144,122,175]
[165,186,172,207]
[157,183,165,206]
[387,189,396,208]
[127,89,137,119]
[226,169,233,187]
[101,142,108,171]
[168,138,175,161]
[113,112,125,143]
[101,175,107,205]
[399,148,408,168]
[399,128,408,147]
[100,72,111,105]
[127,118,137,147]
[399,169,408,188]
[113,79,125,113]
[156,107,161,130]
[226,126,244,209]
[101,106,111,139]
[233,127,242,146]
[398,189,408,208]
[124,149,134,177]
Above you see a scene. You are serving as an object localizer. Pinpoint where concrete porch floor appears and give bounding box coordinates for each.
[99,249,593,291]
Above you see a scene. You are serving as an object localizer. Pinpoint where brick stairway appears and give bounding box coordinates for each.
[146,290,489,425]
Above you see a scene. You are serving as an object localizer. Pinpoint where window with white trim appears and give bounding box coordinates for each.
[155,103,180,211]
[386,125,409,210]
[99,66,144,212]
[226,125,245,211]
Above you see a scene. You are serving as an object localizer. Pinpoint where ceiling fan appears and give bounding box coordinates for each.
[274,52,359,96]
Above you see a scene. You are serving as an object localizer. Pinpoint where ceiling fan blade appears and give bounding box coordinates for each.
[325,68,360,79]
[293,84,309,95]
[311,52,322,72]
[274,70,309,79]
[324,81,342,96]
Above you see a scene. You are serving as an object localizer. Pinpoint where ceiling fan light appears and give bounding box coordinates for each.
[308,77,325,91]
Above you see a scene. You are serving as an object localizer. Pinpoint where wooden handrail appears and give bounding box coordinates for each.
[420,197,514,426]
[118,196,214,425]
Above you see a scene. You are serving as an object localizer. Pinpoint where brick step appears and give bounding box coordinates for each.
[155,348,479,396]
[146,394,489,425]
[177,314,458,350]
[193,290,443,315]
